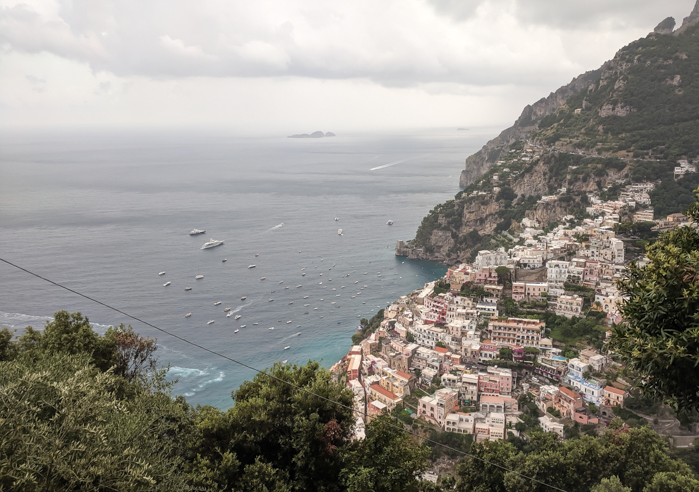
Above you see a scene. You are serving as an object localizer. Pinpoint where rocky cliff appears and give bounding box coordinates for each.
[458,68,604,187]
[399,6,699,265]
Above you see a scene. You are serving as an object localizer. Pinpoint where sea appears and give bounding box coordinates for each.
[0,127,493,409]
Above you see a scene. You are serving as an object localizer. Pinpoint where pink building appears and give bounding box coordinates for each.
[347,354,362,381]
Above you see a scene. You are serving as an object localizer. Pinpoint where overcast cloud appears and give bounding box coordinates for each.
[0,0,694,131]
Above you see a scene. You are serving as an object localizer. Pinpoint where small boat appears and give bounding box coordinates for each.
[297,285,302,288]
[320,316,324,318]
[303,296,309,299]
[185,287,192,291]
[314,308,318,310]
[285,286,289,290]
[295,332,301,336]
[253,322,259,325]
[226,313,232,317]
[241,296,247,300]
[338,229,343,235]
[387,220,394,225]
[331,302,335,305]
[269,327,275,330]
[234,329,239,333]
[222,258,227,262]
[185,313,191,318]
[255,253,259,257]
[201,238,224,249]
[284,346,290,350]
[163,282,171,287]
[158,272,166,276]
[235,315,241,320]
[341,286,345,289]
[289,301,293,305]
[195,275,204,279]
[355,281,358,284]
[319,282,323,285]
[286,321,291,324]
[302,273,306,276]
[304,304,310,306]
[240,325,246,328]
[207,320,215,325]
[279,281,283,284]
[268,298,274,302]
[334,217,339,221]
[224,307,231,312]
[260,277,266,280]
[282,359,288,363]
[189,229,206,235]
[214,301,222,306]
[248,265,256,269]
[351,296,355,299]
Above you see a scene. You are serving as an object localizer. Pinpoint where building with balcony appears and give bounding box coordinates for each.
[418,388,459,427]
[555,295,583,318]
[488,317,544,348]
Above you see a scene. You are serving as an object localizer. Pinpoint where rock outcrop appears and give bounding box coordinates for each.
[654,17,676,35]
[676,0,699,34]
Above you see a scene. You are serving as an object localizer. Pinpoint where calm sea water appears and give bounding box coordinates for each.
[0,128,491,408]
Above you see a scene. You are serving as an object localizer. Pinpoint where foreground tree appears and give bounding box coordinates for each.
[608,188,699,410]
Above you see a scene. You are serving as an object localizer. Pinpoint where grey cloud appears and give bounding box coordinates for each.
[0,0,691,90]
[25,74,46,92]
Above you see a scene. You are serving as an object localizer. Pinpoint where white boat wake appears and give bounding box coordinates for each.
[369,154,429,171]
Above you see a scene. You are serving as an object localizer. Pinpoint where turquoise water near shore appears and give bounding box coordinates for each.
[0,128,492,408]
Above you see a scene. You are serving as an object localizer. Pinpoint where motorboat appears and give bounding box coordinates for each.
[255,253,259,257]
[201,238,224,249]
[158,271,166,276]
[185,287,192,291]
[234,329,239,333]
[268,298,274,302]
[240,325,246,328]
[282,359,288,363]
[222,258,227,262]
[386,220,393,225]
[214,301,221,306]
[241,296,247,300]
[195,275,204,279]
[248,265,256,269]
[295,332,301,336]
[260,277,266,280]
[284,346,290,350]
[269,327,275,330]
[285,286,289,290]
[235,315,241,320]
[334,217,339,221]
[189,229,206,235]
[207,320,215,325]
[338,229,343,235]
[224,307,231,312]
[163,282,171,287]
[185,313,191,318]
[226,312,232,317]
[303,296,308,299]
[297,285,302,288]
[286,321,291,324]
[279,281,284,284]
[302,273,306,276]
[289,301,293,305]
[253,322,259,325]
[304,304,310,307]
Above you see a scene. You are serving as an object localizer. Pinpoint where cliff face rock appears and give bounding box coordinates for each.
[459,67,604,188]
[654,17,676,35]
[676,0,699,34]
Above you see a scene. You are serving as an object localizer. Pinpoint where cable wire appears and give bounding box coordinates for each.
[0,256,567,492]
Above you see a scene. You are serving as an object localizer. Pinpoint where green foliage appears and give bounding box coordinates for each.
[433,280,450,295]
[427,430,473,460]
[591,476,631,492]
[608,189,699,411]
[350,309,384,344]
[455,426,696,492]
[651,171,699,218]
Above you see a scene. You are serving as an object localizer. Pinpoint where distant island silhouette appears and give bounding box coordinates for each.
[288,131,336,138]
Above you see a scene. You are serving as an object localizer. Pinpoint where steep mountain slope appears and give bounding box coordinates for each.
[398,10,699,265]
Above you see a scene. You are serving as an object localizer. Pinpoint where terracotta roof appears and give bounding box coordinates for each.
[434,347,448,354]
[559,387,580,399]
[480,395,505,403]
[396,371,413,380]
[370,384,399,401]
[605,386,625,396]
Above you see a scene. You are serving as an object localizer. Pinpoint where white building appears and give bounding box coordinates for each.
[473,249,509,271]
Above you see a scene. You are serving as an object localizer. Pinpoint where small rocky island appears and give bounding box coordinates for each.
[288,131,336,138]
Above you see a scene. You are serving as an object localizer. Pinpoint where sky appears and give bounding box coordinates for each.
[0,0,696,134]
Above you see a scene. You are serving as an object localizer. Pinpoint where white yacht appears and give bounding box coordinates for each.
[255,253,259,257]
[240,325,246,328]
[195,275,204,279]
[158,271,166,276]
[386,220,394,225]
[222,258,227,262]
[302,273,306,276]
[214,301,221,306]
[185,287,192,291]
[334,217,339,221]
[338,229,343,235]
[235,315,242,320]
[234,329,239,333]
[201,238,224,249]
[163,282,171,287]
[224,307,231,312]
[286,321,291,324]
[282,359,287,363]
[303,296,309,299]
[189,229,206,235]
[253,322,259,325]
[260,277,266,280]
[248,265,256,269]
[284,346,290,350]
[207,320,215,325]
[268,298,274,302]
[226,312,232,317]
[295,332,301,336]
[185,313,191,318]
[297,285,302,288]
[269,326,275,330]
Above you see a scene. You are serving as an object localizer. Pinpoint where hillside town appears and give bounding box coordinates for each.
[332,183,695,452]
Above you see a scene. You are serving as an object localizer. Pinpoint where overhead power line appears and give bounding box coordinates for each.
[0,256,568,492]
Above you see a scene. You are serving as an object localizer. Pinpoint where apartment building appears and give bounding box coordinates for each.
[418,388,459,426]
[488,317,544,348]
[368,384,402,411]
[444,412,475,434]
[603,386,626,407]
[555,295,583,318]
